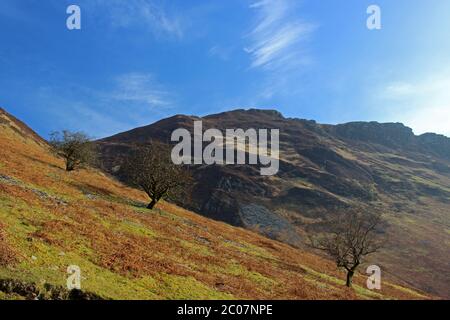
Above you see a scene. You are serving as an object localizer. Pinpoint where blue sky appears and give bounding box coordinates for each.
[0,0,449,138]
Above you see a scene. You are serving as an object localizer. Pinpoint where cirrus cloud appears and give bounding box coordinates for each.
[245,0,316,71]
[87,0,185,39]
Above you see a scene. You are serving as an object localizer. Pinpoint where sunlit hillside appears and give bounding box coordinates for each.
[0,107,427,300]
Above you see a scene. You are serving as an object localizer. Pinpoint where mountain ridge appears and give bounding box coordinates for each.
[101,108,449,145]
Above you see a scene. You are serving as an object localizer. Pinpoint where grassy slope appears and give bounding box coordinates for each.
[329,146,450,298]
[0,113,427,300]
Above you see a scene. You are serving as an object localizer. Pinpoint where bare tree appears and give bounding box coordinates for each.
[310,211,384,287]
[121,143,192,210]
[49,131,97,171]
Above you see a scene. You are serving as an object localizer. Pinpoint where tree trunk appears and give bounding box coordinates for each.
[147,199,157,210]
[346,270,354,287]
[66,159,75,171]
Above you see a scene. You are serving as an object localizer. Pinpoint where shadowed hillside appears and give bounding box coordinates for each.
[98,109,450,298]
[0,107,428,300]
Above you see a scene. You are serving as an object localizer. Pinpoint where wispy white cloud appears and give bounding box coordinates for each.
[378,75,450,136]
[208,45,234,61]
[35,87,127,138]
[245,0,315,71]
[89,0,185,39]
[34,72,174,138]
[110,73,170,108]
[382,82,416,98]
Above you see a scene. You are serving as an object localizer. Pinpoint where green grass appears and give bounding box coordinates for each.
[132,207,180,222]
[179,240,213,257]
[354,285,384,300]
[302,265,345,285]
[116,220,158,239]
[222,241,274,260]
[0,232,161,300]
[0,190,229,300]
[0,194,158,299]
[409,175,450,193]
[0,290,24,300]
[154,274,234,300]
[385,283,427,299]
[226,262,277,290]
[301,265,386,299]
[303,276,331,290]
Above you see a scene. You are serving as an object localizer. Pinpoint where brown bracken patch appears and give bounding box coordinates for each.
[0,223,17,267]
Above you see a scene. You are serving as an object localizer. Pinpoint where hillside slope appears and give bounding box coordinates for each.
[98,109,450,298]
[0,107,427,300]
